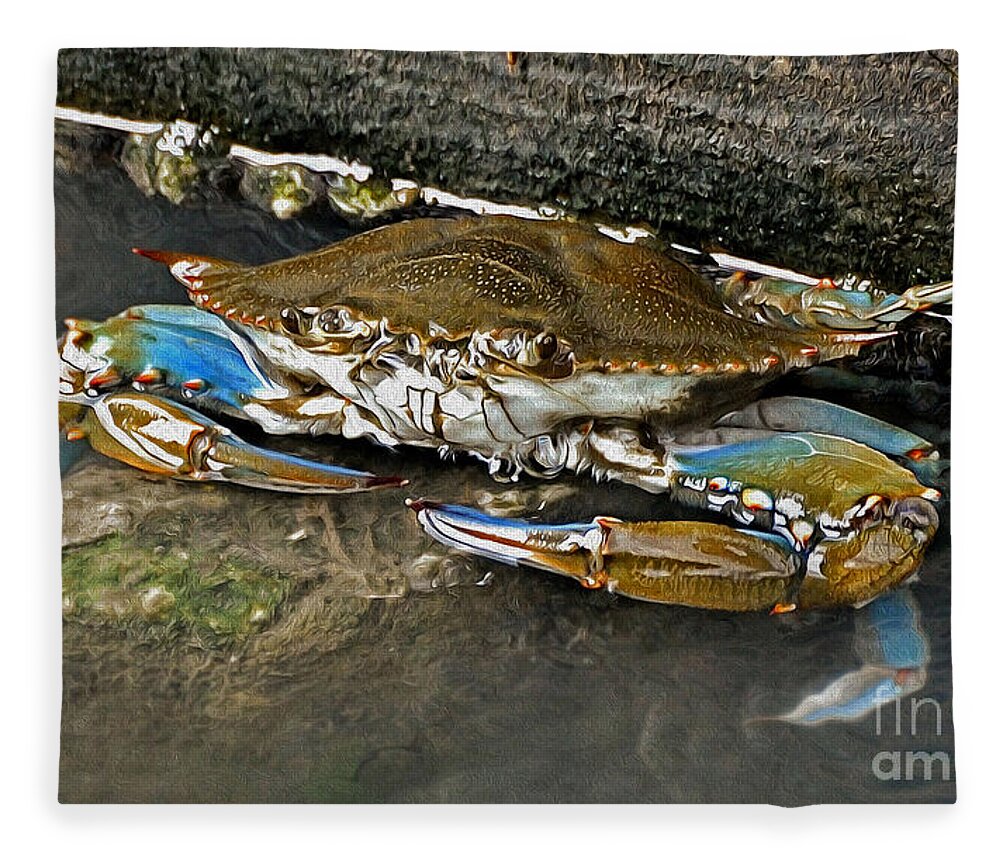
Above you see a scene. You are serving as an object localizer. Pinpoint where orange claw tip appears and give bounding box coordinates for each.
[921,487,943,502]
[133,369,163,384]
[770,602,798,616]
[131,247,178,263]
[87,372,120,388]
[65,428,86,442]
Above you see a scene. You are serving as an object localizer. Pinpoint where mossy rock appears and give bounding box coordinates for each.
[62,535,293,646]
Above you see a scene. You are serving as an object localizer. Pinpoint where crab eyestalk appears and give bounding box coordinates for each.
[62,391,406,493]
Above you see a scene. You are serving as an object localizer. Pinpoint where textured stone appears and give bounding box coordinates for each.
[57,49,957,286]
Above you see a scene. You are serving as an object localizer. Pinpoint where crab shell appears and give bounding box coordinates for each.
[137,216,889,449]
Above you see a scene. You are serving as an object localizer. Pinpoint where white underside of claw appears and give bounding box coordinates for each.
[90,393,200,471]
[412,503,605,574]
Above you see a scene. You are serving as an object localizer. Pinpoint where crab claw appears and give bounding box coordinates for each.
[64,391,405,493]
[405,500,816,609]
[404,499,608,585]
[59,305,294,417]
[668,432,941,550]
[406,496,939,611]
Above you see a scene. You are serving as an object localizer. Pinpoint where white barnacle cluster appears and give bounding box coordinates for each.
[155,119,200,158]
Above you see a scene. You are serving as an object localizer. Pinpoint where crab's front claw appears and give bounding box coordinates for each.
[715,396,948,487]
[407,494,938,611]
[61,391,405,493]
[668,432,941,550]
[405,499,608,585]
[60,306,294,421]
[406,500,812,610]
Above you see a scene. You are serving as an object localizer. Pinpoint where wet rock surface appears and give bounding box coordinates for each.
[58,50,957,286]
[59,417,955,803]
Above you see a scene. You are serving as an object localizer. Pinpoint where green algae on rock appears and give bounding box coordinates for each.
[62,535,293,646]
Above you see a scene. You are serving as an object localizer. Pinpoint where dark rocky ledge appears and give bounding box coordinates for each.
[57,49,957,286]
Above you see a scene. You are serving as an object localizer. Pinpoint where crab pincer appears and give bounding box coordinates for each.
[405,495,939,612]
[405,499,811,610]
[61,391,406,493]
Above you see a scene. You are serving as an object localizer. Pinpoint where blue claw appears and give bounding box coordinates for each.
[404,499,603,581]
[61,390,406,493]
[62,305,292,417]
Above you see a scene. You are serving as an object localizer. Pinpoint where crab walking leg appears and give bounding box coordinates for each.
[715,396,947,485]
[758,589,928,724]
[405,500,928,611]
[60,392,406,493]
[715,262,952,332]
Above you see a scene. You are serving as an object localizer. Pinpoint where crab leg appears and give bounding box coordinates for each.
[405,499,925,611]
[715,396,946,485]
[60,391,405,493]
[411,425,942,610]
[713,259,952,332]
[664,432,940,555]
[760,589,928,724]
[574,424,940,537]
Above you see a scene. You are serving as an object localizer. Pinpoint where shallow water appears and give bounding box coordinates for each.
[57,164,954,804]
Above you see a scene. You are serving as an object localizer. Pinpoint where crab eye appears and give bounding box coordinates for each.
[280,306,304,335]
[317,308,343,334]
[536,332,558,361]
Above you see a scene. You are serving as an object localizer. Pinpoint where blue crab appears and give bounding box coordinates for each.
[58,216,950,612]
